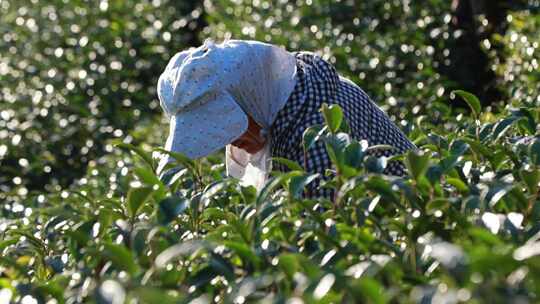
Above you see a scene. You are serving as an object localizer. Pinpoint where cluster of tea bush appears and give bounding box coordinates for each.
[1,91,540,302]
[205,0,453,120]
[0,0,205,192]
[204,0,540,135]
[491,9,540,105]
[2,0,538,196]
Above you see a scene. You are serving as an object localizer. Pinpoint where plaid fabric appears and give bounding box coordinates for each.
[270,51,416,199]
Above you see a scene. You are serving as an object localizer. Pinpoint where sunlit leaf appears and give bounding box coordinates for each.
[116,143,154,170]
[133,167,167,201]
[514,242,540,261]
[289,173,320,198]
[350,277,387,304]
[224,241,261,269]
[126,186,154,218]
[520,168,540,194]
[272,157,304,171]
[426,198,449,214]
[155,241,208,268]
[96,280,126,304]
[446,177,469,194]
[321,103,344,133]
[131,287,184,304]
[452,90,482,118]
[303,125,325,152]
[491,117,519,142]
[405,150,430,181]
[483,183,514,207]
[103,243,139,276]
[428,242,466,269]
[481,212,502,234]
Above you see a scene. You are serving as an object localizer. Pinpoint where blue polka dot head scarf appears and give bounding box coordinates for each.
[157,39,297,188]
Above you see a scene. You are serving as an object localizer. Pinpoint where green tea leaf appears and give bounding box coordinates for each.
[303,125,325,152]
[364,176,399,205]
[289,173,320,198]
[321,103,344,133]
[116,143,154,170]
[158,196,189,225]
[350,277,387,304]
[156,148,197,175]
[446,177,469,194]
[529,137,540,166]
[131,287,184,304]
[103,243,139,275]
[126,186,154,218]
[426,198,449,213]
[279,254,299,279]
[272,157,304,171]
[405,150,430,181]
[484,184,514,208]
[491,117,519,142]
[364,155,387,174]
[452,90,482,118]
[155,240,208,268]
[134,167,167,202]
[520,168,540,195]
[224,241,261,269]
[344,140,367,168]
[7,230,48,256]
[468,227,504,246]
[324,133,351,172]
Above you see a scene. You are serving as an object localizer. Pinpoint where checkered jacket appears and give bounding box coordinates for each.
[270,51,416,198]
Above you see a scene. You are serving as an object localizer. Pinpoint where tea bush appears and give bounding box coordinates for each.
[2,0,540,303]
[491,10,540,105]
[1,92,540,303]
[204,0,453,121]
[2,0,539,196]
[0,0,205,192]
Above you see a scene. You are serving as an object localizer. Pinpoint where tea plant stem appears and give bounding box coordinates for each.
[408,231,418,274]
[525,189,539,224]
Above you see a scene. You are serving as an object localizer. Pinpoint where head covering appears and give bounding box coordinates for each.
[157,39,297,189]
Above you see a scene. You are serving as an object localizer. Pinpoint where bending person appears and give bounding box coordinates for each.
[157,39,415,198]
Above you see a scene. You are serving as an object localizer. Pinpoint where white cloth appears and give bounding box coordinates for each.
[224,40,297,190]
[156,39,297,190]
[226,143,272,190]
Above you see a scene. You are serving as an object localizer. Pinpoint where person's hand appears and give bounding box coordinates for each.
[231,115,266,154]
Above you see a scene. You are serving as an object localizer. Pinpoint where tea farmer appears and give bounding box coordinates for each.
[157,39,415,198]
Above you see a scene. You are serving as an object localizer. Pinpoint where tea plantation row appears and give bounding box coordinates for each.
[1,93,540,303]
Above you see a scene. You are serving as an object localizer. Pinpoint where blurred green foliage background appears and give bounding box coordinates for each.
[0,0,539,200]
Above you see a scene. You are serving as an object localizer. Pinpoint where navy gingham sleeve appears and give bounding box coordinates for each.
[271,52,416,199]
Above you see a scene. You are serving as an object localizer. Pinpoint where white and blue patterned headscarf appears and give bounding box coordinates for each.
[157,39,297,189]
